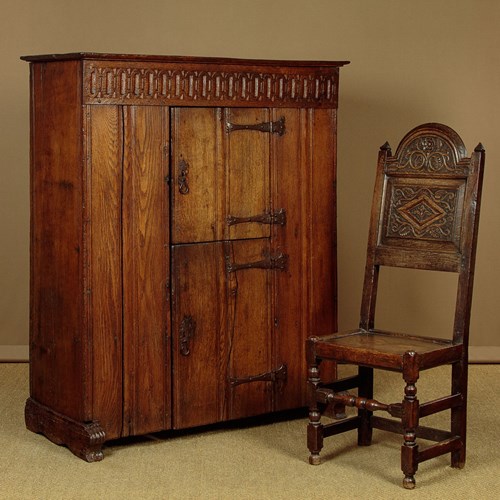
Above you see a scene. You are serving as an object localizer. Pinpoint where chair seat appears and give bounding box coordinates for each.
[312,330,463,371]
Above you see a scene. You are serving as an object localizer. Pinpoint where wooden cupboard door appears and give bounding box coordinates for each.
[171,238,276,427]
[170,107,271,244]
[224,238,273,420]
[170,107,223,243]
[122,106,170,436]
[224,108,271,241]
[171,243,225,429]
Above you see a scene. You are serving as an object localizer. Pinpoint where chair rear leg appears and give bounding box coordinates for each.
[358,366,373,446]
[451,359,467,468]
[307,352,324,465]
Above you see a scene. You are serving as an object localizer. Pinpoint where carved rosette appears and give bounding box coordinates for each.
[387,186,459,241]
[83,62,338,106]
[391,135,468,175]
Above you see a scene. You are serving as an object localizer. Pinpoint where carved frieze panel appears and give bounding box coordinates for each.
[385,183,464,242]
[83,62,338,107]
[388,135,469,175]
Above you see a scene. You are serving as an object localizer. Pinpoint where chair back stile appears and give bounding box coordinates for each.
[359,143,392,332]
[453,144,484,345]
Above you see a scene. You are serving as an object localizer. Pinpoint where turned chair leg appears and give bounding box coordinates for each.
[307,356,324,465]
[401,353,420,489]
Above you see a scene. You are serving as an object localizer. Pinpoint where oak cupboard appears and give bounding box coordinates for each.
[22,53,348,460]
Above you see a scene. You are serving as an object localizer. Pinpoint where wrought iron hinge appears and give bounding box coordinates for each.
[229,363,287,387]
[226,208,286,227]
[179,315,196,356]
[226,116,286,136]
[226,252,288,273]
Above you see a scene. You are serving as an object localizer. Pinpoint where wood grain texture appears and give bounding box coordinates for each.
[271,108,338,410]
[29,60,88,420]
[172,239,274,425]
[171,243,223,428]
[225,108,270,241]
[87,105,123,439]
[308,109,337,335]
[122,106,170,436]
[225,238,273,420]
[171,107,222,243]
[271,108,305,409]
[26,53,343,459]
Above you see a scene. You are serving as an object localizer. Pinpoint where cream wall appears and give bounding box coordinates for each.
[1,0,499,360]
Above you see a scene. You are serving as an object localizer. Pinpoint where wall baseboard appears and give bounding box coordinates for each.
[0,345,29,362]
[469,346,500,363]
[0,345,498,363]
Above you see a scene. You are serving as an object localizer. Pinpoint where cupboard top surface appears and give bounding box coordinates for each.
[21,52,350,68]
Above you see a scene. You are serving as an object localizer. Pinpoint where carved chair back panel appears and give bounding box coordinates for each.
[372,124,480,273]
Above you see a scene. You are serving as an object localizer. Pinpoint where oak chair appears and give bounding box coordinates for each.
[306,123,485,488]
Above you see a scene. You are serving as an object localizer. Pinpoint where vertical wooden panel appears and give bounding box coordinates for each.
[88,105,123,439]
[308,108,338,385]
[225,108,271,241]
[272,108,338,409]
[122,106,170,436]
[226,238,272,419]
[309,108,337,335]
[171,108,222,243]
[30,60,88,420]
[171,243,224,428]
[271,108,305,409]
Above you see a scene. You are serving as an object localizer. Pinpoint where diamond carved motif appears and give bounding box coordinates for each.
[397,195,446,231]
[386,186,459,241]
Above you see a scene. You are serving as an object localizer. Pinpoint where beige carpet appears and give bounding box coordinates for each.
[1,363,499,499]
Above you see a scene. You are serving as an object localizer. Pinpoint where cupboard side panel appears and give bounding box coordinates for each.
[122,106,170,436]
[30,60,88,420]
[87,105,123,439]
